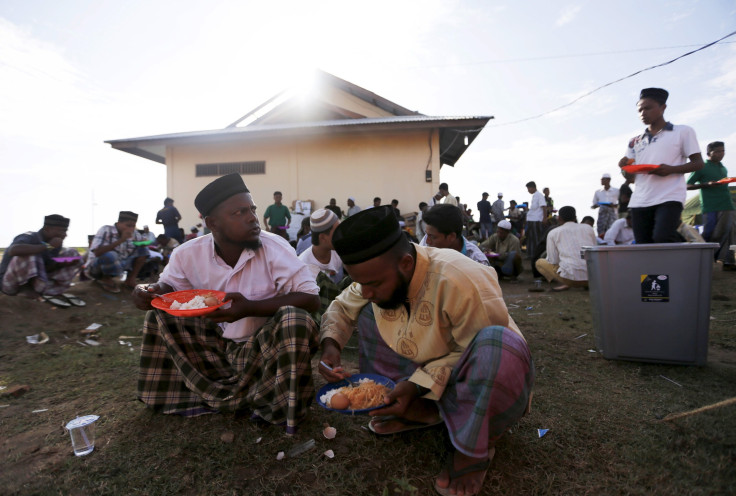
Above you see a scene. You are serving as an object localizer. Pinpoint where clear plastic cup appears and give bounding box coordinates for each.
[65,415,99,456]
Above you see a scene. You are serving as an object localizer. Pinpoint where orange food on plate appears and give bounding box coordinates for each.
[622,164,660,174]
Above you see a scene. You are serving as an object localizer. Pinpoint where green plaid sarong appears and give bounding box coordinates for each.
[137,306,318,433]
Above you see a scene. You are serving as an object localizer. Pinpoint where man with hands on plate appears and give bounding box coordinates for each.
[318,206,534,496]
[618,87,703,244]
[0,214,85,307]
[132,173,320,435]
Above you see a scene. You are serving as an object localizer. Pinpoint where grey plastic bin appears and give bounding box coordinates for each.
[582,243,717,366]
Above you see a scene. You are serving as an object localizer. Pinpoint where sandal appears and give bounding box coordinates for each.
[434,453,492,496]
[368,415,443,436]
[41,295,72,308]
[61,293,86,307]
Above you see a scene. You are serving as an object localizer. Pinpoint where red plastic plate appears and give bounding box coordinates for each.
[151,289,228,317]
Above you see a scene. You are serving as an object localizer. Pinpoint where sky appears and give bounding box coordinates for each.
[1,0,735,247]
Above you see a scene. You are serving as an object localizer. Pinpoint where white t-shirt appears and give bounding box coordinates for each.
[298,246,344,284]
[526,191,545,222]
[592,187,620,207]
[625,123,700,208]
[603,218,634,246]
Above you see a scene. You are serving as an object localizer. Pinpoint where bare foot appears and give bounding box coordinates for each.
[17,286,41,299]
[369,398,441,435]
[552,284,570,292]
[435,448,494,496]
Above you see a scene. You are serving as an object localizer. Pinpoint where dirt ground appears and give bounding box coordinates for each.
[1,260,735,495]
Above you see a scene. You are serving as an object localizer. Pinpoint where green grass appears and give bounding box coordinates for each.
[1,268,735,495]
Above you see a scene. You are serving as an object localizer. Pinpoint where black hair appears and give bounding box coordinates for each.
[391,199,399,206]
[423,204,463,238]
[526,181,536,188]
[418,202,428,209]
[373,197,381,203]
[707,141,725,154]
[274,191,282,196]
[581,216,595,226]
[559,206,577,222]
[439,182,449,190]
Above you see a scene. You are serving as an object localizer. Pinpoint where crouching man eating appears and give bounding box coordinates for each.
[318,206,534,496]
[132,173,320,434]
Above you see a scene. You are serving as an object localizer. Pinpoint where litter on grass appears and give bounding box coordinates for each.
[276,451,285,460]
[538,429,549,438]
[574,334,587,340]
[84,339,101,347]
[26,333,50,345]
[32,409,49,413]
[660,375,683,387]
[287,439,315,458]
[324,449,335,459]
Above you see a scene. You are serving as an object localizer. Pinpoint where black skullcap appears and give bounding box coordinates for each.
[332,206,403,265]
[639,88,668,105]
[44,214,69,228]
[118,211,138,222]
[194,173,250,217]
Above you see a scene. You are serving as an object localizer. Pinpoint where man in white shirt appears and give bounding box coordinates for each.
[603,214,635,246]
[591,173,619,236]
[618,87,703,244]
[346,196,362,218]
[525,181,546,279]
[438,183,459,207]
[415,202,428,240]
[299,209,344,284]
[132,173,320,435]
[535,206,597,291]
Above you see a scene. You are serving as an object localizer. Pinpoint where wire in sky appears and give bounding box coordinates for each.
[409,41,736,68]
[490,30,736,127]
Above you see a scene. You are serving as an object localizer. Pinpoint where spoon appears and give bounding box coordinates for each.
[319,361,360,387]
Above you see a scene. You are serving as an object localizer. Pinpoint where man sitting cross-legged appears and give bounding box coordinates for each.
[319,206,534,496]
[0,214,85,308]
[132,173,320,434]
[535,206,597,291]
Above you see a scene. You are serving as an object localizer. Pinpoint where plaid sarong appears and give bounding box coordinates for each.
[137,306,318,433]
[312,271,353,323]
[597,205,618,235]
[357,305,534,458]
[1,248,81,296]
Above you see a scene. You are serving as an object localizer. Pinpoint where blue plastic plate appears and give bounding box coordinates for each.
[316,373,395,415]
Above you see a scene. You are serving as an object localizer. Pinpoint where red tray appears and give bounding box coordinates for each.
[716,177,736,185]
[151,289,228,317]
[622,164,660,174]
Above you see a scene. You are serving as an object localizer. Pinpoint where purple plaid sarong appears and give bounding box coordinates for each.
[1,248,81,296]
[137,306,319,433]
[357,305,534,459]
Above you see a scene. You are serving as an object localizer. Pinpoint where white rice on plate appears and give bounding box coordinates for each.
[170,295,208,310]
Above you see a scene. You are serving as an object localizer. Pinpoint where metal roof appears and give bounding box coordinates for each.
[106,115,493,167]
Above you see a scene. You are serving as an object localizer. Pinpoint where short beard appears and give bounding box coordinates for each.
[375,272,410,310]
[241,238,262,251]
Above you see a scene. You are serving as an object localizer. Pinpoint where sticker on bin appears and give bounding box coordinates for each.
[641,274,669,302]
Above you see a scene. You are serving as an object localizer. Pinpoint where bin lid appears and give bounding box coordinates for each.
[582,243,718,253]
[65,415,99,430]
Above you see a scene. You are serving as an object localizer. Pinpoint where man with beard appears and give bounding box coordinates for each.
[132,173,320,434]
[318,206,534,496]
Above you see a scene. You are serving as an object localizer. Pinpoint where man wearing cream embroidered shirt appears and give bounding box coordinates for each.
[618,87,703,244]
[319,206,534,496]
[132,173,319,434]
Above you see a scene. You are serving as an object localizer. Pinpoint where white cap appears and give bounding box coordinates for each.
[498,220,512,230]
[348,196,356,202]
[602,173,611,179]
[498,192,503,197]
